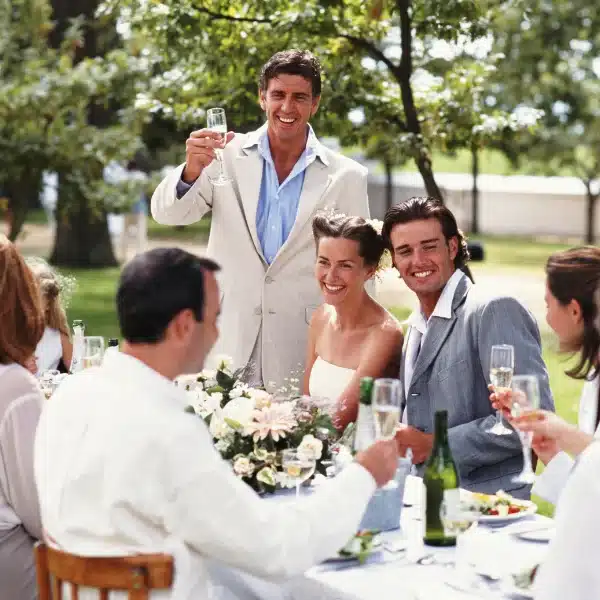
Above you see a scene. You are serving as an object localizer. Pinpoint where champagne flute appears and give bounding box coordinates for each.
[83,336,105,369]
[511,375,540,484]
[486,344,514,435]
[372,378,401,441]
[372,378,401,490]
[281,449,316,499]
[206,107,232,186]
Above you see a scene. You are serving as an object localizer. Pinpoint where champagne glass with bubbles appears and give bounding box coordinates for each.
[372,378,401,490]
[83,336,105,369]
[487,344,514,435]
[206,107,232,186]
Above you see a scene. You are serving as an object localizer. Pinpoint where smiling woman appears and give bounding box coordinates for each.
[303,214,404,430]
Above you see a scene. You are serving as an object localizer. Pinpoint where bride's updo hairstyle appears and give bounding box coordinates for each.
[312,213,386,268]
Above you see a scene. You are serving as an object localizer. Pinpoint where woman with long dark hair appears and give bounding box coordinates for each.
[492,246,600,504]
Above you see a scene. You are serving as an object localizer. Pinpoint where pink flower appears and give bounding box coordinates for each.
[246,402,298,442]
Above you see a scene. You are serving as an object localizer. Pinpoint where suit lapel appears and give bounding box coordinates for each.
[232,146,265,262]
[410,276,471,385]
[271,159,332,265]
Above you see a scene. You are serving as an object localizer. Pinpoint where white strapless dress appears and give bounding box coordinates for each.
[308,356,355,401]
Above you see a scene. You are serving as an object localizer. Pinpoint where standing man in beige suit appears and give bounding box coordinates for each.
[151,50,370,388]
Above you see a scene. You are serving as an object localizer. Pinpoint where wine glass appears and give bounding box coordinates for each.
[83,336,105,369]
[39,369,60,399]
[511,375,540,484]
[486,344,514,435]
[281,449,316,499]
[206,107,232,186]
[372,378,401,441]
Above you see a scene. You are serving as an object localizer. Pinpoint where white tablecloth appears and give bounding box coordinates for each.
[209,476,552,600]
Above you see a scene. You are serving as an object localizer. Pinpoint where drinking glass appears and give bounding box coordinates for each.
[281,449,316,499]
[206,107,232,186]
[511,375,540,484]
[83,336,105,369]
[372,378,401,441]
[486,344,514,435]
[39,370,60,399]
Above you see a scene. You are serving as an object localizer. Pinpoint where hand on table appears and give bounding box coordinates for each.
[182,129,235,183]
[394,424,433,464]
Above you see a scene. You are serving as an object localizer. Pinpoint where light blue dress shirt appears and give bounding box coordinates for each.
[250,125,324,264]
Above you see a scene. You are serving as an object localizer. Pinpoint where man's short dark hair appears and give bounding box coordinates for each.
[259,50,322,97]
[381,197,470,270]
[117,248,220,344]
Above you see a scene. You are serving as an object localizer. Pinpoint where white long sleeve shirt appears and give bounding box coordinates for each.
[534,440,600,600]
[34,352,376,599]
[532,376,599,504]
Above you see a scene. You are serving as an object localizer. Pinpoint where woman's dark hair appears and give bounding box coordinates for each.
[381,196,470,270]
[312,214,385,268]
[117,248,220,344]
[259,50,322,97]
[546,247,600,381]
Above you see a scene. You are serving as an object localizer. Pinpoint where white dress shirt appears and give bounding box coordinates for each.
[34,352,376,599]
[532,376,599,505]
[402,270,466,423]
[534,440,600,600]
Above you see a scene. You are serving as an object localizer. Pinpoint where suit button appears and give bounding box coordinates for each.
[254,307,262,315]
[265,276,274,284]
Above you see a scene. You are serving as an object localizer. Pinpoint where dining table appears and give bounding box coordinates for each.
[208,475,553,600]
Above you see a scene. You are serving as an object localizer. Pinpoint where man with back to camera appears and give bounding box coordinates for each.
[34,247,399,599]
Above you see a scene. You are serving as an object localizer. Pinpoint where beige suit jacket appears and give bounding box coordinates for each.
[151,126,370,387]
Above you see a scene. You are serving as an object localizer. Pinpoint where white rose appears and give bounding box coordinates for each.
[298,434,323,461]
[248,388,271,409]
[200,369,216,380]
[233,456,255,477]
[222,396,256,429]
[256,466,277,487]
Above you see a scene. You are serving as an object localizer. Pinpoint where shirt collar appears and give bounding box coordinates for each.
[243,123,329,167]
[101,351,190,409]
[407,269,466,333]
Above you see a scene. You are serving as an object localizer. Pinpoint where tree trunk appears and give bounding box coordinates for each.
[5,173,41,242]
[471,142,480,234]
[396,0,444,202]
[585,181,596,244]
[50,175,117,267]
[384,159,394,212]
[48,0,118,267]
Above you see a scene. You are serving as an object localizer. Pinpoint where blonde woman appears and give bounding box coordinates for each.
[27,259,73,374]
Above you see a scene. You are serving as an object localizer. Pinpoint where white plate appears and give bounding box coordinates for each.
[517,527,555,543]
[478,501,537,524]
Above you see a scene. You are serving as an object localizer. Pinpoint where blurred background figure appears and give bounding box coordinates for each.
[27,257,73,375]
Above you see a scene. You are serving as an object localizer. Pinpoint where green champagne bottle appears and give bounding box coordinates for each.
[423,410,460,547]
[353,377,375,453]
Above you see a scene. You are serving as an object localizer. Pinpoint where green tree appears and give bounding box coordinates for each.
[492,1,600,242]
[0,0,146,265]
[105,0,536,204]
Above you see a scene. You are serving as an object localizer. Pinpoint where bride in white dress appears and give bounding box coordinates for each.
[303,214,403,430]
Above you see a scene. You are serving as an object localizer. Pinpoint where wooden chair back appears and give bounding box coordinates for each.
[34,542,173,600]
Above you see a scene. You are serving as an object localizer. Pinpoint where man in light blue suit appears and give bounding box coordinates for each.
[383,197,554,498]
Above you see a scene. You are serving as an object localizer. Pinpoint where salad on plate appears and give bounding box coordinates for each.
[462,490,536,519]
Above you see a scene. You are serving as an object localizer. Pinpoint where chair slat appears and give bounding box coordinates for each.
[34,542,173,599]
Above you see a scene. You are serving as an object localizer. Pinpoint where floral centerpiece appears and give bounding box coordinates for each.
[176,356,338,494]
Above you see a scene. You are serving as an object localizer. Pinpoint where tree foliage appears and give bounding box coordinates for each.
[104,0,538,203]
